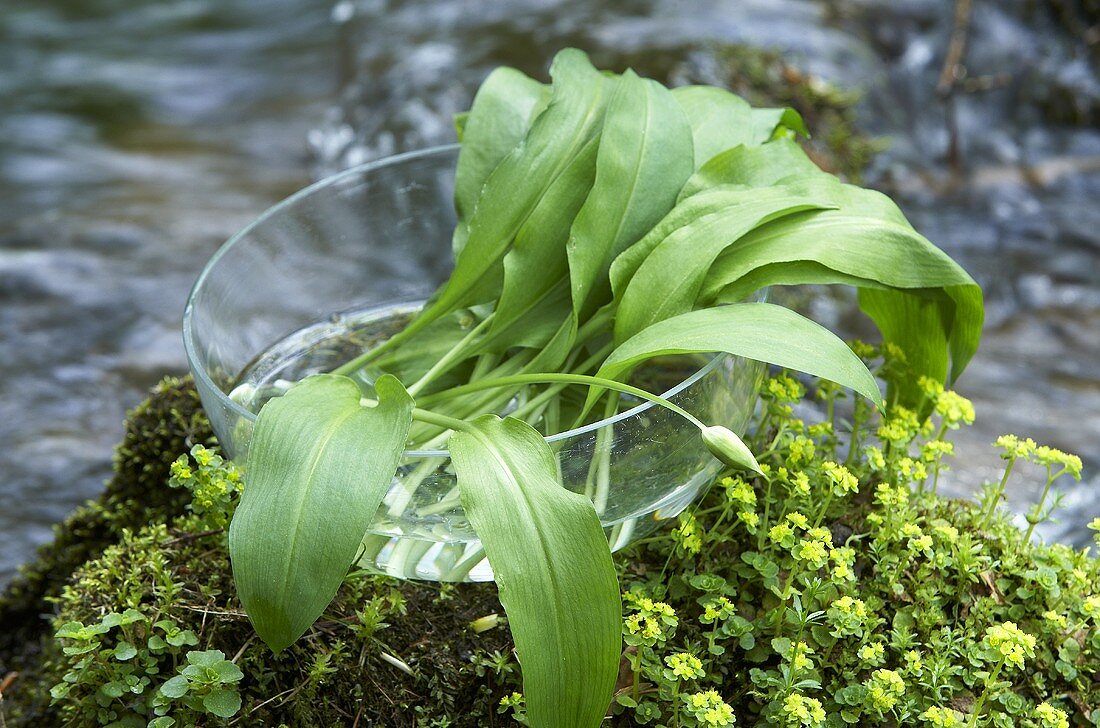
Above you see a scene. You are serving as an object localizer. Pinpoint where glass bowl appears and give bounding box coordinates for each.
[184,145,763,581]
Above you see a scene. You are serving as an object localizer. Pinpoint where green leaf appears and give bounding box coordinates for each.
[202,688,242,719]
[482,134,600,351]
[185,650,227,668]
[672,86,754,168]
[700,177,983,397]
[594,303,882,410]
[679,139,823,201]
[614,186,835,343]
[453,67,549,255]
[450,416,621,728]
[566,69,694,317]
[212,661,245,683]
[402,49,613,343]
[229,374,414,652]
[113,641,138,661]
[608,185,764,300]
[158,676,190,699]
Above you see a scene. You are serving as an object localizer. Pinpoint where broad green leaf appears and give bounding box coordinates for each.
[593,303,882,410]
[159,676,189,699]
[672,85,754,168]
[202,689,242,719]
[483,134,600,350]
[860,284,983,398]
[450,416,620,728]
[401,49,612,344]
[567,69,694,317]
[608,185,762,300]
[229,374,413,652]
[700,176,983,394]
[614,186,835,343]
[453,67,549,255]
[712,260,884,301]
[680,139,823,201]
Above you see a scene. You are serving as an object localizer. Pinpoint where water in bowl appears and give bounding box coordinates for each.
[225,304,718,581]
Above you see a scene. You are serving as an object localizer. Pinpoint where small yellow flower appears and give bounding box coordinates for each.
[683,690,736,727]
[994,434,1035,460]
[865,669,905,712]
[984,622,1036,670]
[786,512,810,530]
[903,650,923,675]
[934,390,975,428]
[1035,702,1069,728]
[701,597,735,624]
[781,692,825,727]
[921,706,963,726]
[665,652,704,680]
[857,642,885,666]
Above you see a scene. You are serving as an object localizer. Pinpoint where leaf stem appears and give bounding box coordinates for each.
[980,456,1017,529]
[416,373,707,430]
[406,314,495,396]
[966,659,1003,728]
[411,408,476,434]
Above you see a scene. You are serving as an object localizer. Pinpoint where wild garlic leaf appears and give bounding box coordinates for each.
[592,303,882,412]
[566,69,694,318]
[861,284,983,402]
[402,48,613,343]
[450,415,620,728]
[608,185,759,300]
[228,374,413,652]
[679,139,823,201]
[672,85,755,168]
[613,186,836,343]
[483,134,600,351]
[700,176,983,397]
[453,67,549,255]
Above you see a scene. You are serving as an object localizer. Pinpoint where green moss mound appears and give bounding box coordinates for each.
[4,347,1097,727]
[0,377,215,723]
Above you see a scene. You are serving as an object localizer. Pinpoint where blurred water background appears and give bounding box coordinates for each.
[1,0,1098,584]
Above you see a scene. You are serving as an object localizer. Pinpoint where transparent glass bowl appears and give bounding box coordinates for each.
[184,145,763,581]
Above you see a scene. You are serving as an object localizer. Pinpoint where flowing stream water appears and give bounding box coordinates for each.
[1,0,1097,584]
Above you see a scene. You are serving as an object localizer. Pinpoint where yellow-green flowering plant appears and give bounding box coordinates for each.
[598,348,1093,728]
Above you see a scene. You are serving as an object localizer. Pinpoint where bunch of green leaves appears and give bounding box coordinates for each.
[48,607,243,727]
[603,346,1092,728]
[226,48,983,727]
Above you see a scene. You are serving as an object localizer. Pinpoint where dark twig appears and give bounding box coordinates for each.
[938,0,974,175]
[0,672,15,728]
[164,528,224,546]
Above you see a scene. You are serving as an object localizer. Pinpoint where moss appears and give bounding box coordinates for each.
[0,377,214,723]
[25,518,516,727]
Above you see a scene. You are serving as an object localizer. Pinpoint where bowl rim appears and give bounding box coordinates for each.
[183,143,733,457]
